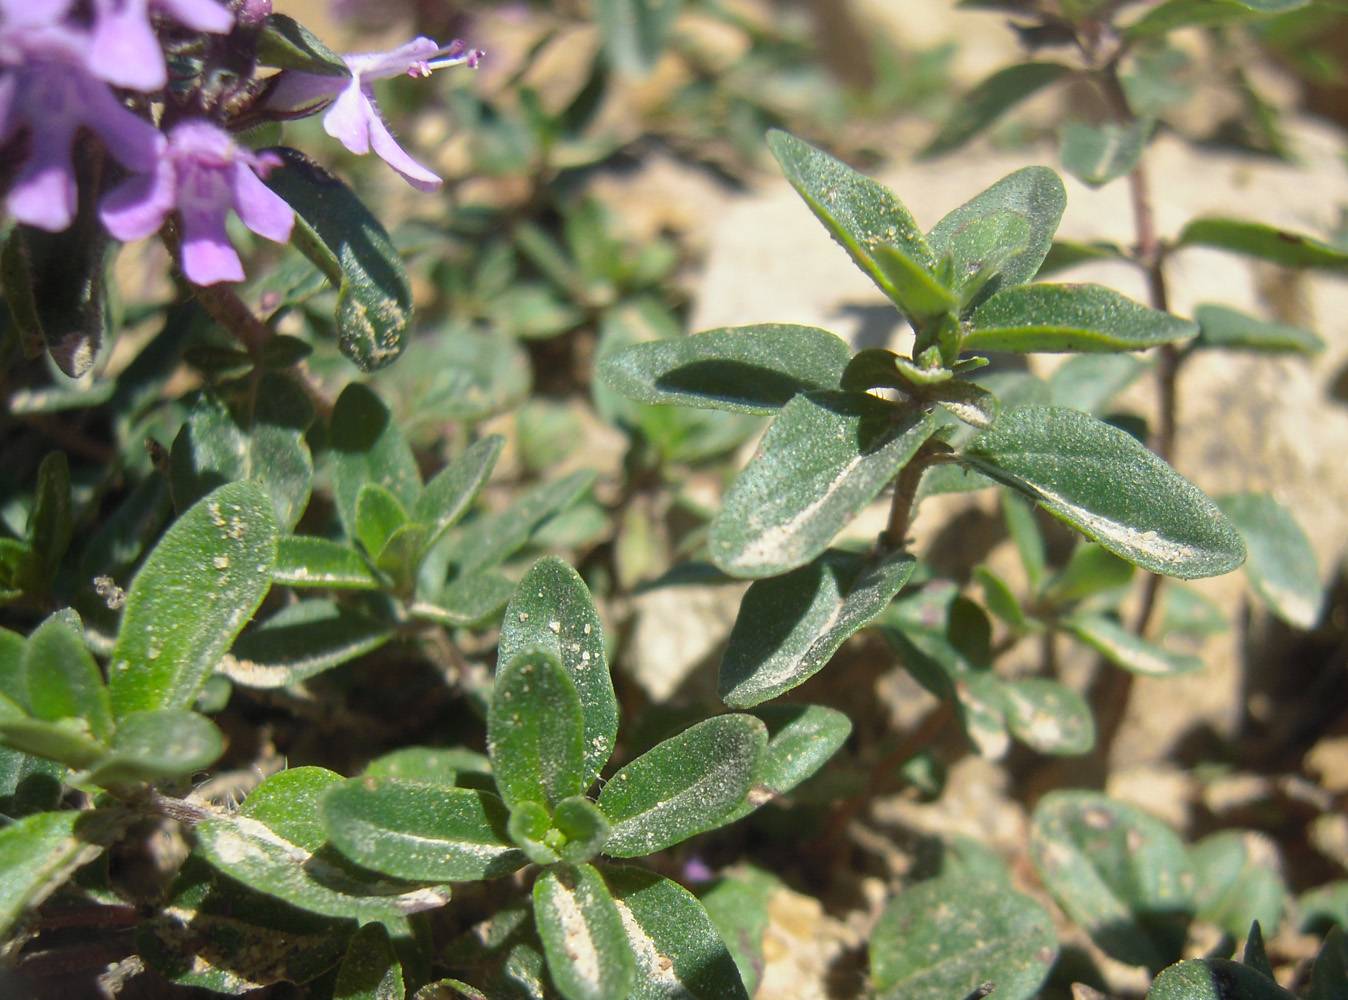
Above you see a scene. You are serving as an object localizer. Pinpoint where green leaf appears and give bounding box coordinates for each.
[355,484,410,557]
[1061,119,1151,187]
[413,569,518,628]
[1146,959,1296,1000]
[1030,791,1194,971]
[870,873,1058,1000]
[1308,927,1348,1000]
[444,470,596,576]
[1048,354,1149,414]
[108,481,278,717]
[1126,0,1310,40]
[414,436,505,552]
[1003,492,1046,592]
[927,167,1066,309]
[488,649,586,811]
[552,796,611,864]
[364,747,491,787]
[973,566,1036,631]
[1178,218,1348,270]
[597,324,852,415]
[962,407,1246,579]
[601,865,750,1000]
[722,705,852,823]
[264,148,413,371]
[766,130,939,314]
[871,245,961,320]
[1001,678,1096,756]
[920,62,1074,159]
[598,715,766,857]
[15,212,109,377]
[23,612,112,742]
[1046,542,1135,605]
[274,536,381,589]
[596,0,680,76]
[498,558,617,791]
[1217,493,1323,629]
[1193,305,1324,355]
[696,865,780,996]
[86,709,223,786]
[28,451,72,583]
[335,923,405,1000]
[1191,831,1287,941]
[1300,882,1348,934]
[965,284,1197,353]
[0,747,64,817]
[1063,612,1204,676]
[0,809,121,940]
[257,13,350,75]
[533,863,636,1000]
[220,599,392,688]
[168,374,315,531]
[710,392,936,578]
[719,549,915,707]
[323,777,526,882]
[329,383,423,543]
[0,712,107,771]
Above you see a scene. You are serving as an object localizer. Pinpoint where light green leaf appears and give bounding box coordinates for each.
[274,536,380,589]
[1001,678,1095,756]
[965,284,1197,353]
[722,705,852,824]
[414,436,505,552]
[86,709,223,786]
[498,558,617,791]
[364,747,491,787]
[596,0,679,76]
[1061,119,1151,187]
[719,549,915,707]
[1178,218,1348,270]
[1064,612,1203,676]
[697,865,780,996]
[1048,354,1149,414]
[710,392,936,578]
[1191,831,1287,940]
[598,715,766,857]
[412,569,517,628]
[597,324,852,414]
[0,809,121,940]
[220,599,392,689]
[533,863,635,1000]
[1126,0,1310,39]
[329,383,422,544]
[973,566,1036,631]
[355,484,409,558]
[1217,493,1323,629]
[488,648,586,811]
[335,923,405,1000]
[602,865,750,1000]
[1030,791,1194,970]
[323,777,525,882]
[871,873,1058,1000]
[108,481,278,717]
[444,470,596,576]
[921,62,1074,159]
[1047,542,1135,605]
[1193,305,1324,355]
[962,407,1246,579]
[23,612,112,742]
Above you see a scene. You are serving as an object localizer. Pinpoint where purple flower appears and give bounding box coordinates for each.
[266,37,482,192]
[100,120,293,285]
[87,0,234,91]
[0,18,164,231]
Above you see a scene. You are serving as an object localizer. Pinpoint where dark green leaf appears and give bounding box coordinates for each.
[414,436,505,551]
[719,549,915,707]
[552,796,611,864]
[23,612,112,742]
[86,709,223,786]
[533,863,635,1000]
[1145,959,1296,1000]
[722,705,852,823]
[1064,612,1203,676]
[274,536,380,589]
[965,284,1197,353]
[596,0,680,76]
[598,715,766,857]
[16,211,109,377]
[355,484,409,558]
[1001,678,1095,755]
[921,63,1073,159]
[1126,0,1310,39]
[413,569,518,628]
[597,324,851,414]
[108,482,278,717]
[265,148,413,371]
[488,648,586,811]
[870,873,1058,1000]
[323,778,525,881]
[220,599,392,688]
[1308,927,1348,1000]
[1178,218,1348,270]
[1193,305,1324,355]
[602,865,750,1000]
[1191,831,1287,941]
[335,923,405,1000]
[0,709,107,770]
[498,558,617,790]
[257,13,349,75]
[1061,119,1151,187]
[0,747,64,817]
[329,383,423,543]
[711,392,935,578]
[373,525,428,593]
[444,470,596,576]
[962,407,1246,579]
[28,451,72,583]
[928,167,1066,310]
[1217,493,1323,629]
[0,809,121,940]
[1245,921,1274,980]
[1030,791,1194,970]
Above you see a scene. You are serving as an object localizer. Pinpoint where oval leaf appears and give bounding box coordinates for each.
[1178,218,1348,270]
[86,709,224,786]
[711,392,936,578]
[1001,678,1096,756]
[0,809,119,940]
[274,536,380,589]
[533,863,635,1000]
[329,383,423,543]
[961,406,1246,579]
[1193,304,1324,355]
[598,715,766,857]
[1217,492,1323,629]
[220,599,392,689]
[1146,959,1297,1000]
[597,324,852,414]
[22,613,112,742]
[722,704,852,824]
[1061,119,1151,188]
[1064,612,1204,676]
[719,549,915,707]
[1191,831,1288,940]
[335,922,405,1000]
[965,283,1197,353]
[921,62,1074,159]
[108,481,278,717]
[488,648,586,812]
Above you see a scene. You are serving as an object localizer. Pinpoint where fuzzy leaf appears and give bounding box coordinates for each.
[711,392,935,578]
[533,863,635,1000]
[921,62,1074,158]
[414,436,505,552]
[86,709,223,786]
[274,536,380,589]
[444,470,596,576]
[1217,493,1323,629]
[335,923,405,1000]
[0,809,121,940]
[355,484,409,557]
[719,549,915,707]
[23,613,112,742]
[962,407,1245,579]
[257,13,349,75]
[1001,678,1095,755]
[965,284,1197,353]
[28,451,72,583]
[598,715,766,857]
[1146,959,1296,1000]
[1193,305,1323,355]
[722,705,852,823]
[108,481,278,717]
[597,324,852,414]
[1191,831,1287,941]
[1178,218,1348,269]
[329,383,422,544]
[488,648,586,811]
[1064,613,1203,676]
[1061,119,1150,187]
[220,599,392,689]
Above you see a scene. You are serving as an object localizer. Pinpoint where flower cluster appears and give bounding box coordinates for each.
[0,0,481,285]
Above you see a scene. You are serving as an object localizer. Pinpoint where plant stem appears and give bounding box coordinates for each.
[159,221,271,356]
[882,440,942,552]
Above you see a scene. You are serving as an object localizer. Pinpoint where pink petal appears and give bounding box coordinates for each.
[7,129,78,230]
[88,0,167,90]
[231,163,293,244]
[344,37,439,81]
[99,161,176,241]
[366,107,440,191]
[82,78,164,171]
[322,81,375,155]
[156,0,233,33]
[179,206,244,284]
